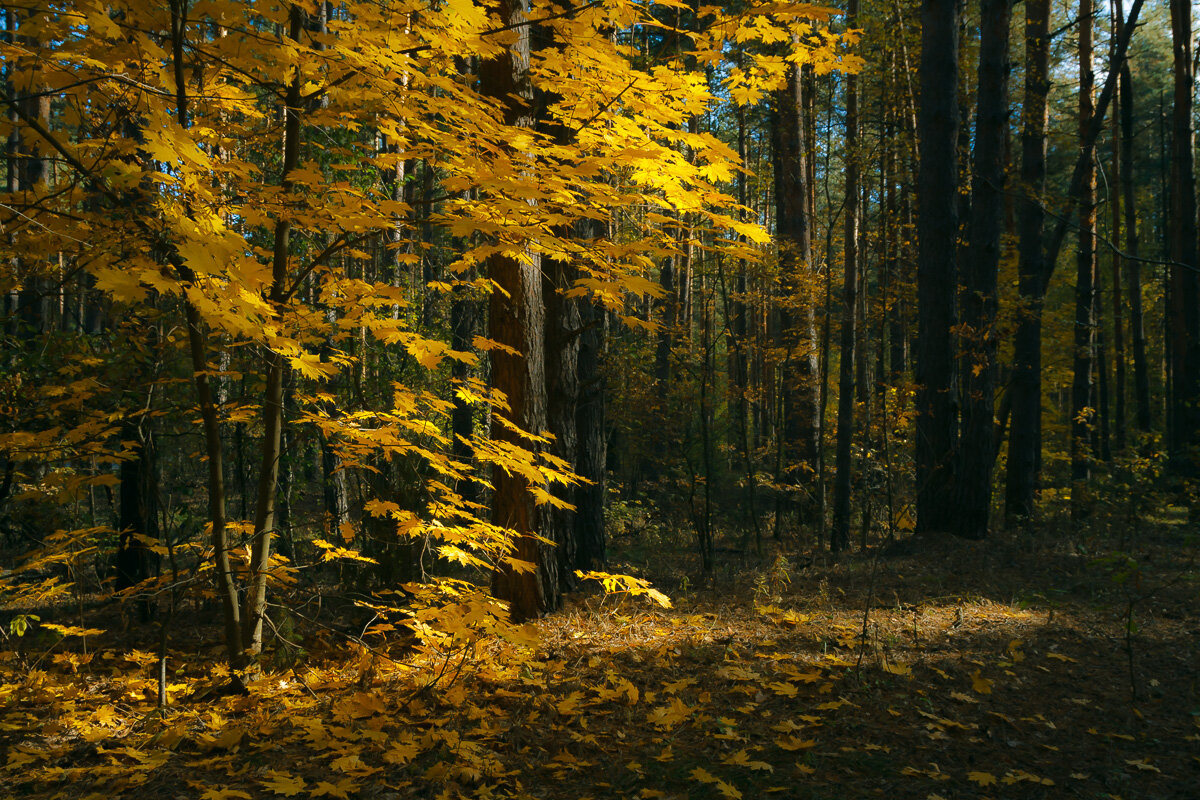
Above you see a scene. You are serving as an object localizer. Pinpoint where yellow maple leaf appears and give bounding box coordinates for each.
[406,338,448,370]
[967,771,997,786]
[200,790,251,800]
[816,698,853,710]
[647,696,692,728]
[721,749,774,772]
[970,669,994,694]
[383,739,420,765]
[309,779,358,799]
[260,773,305,797]
[774,736,817,751]
[329,753,372,774]
[41,623,106,638]
[556,691,586,715]
[690,767,742,798]
[715,781,742,799]
[288,351,337,381]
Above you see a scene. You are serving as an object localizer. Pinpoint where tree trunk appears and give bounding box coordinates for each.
[955,0,1011,540]
[832,0,860,553]
[654,255,675,387]
[534,20,582,592]
[1110,5,1127,453]
[450,271,478,506]
[483,0,557,619]
[1070,0,1096,516]
[574,283,607,570]
[543,248,580,591]
[1168,0,1200,474]
[116,415,159,622]
[730,102,758,545]
[242,6,304,655]
[914,0,960,535]
[167,0,242,668]
[773,59,820,523]
[9,12,50,339]
[1119,0,1150,435]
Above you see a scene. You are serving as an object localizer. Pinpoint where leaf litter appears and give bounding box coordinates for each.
[1,521,1197,799]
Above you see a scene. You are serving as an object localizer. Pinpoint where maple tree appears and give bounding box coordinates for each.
[0,0,856,656]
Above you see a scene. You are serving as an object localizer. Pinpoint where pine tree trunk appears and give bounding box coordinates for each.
[543,247,580,591]
[1168,0,1200,474]
[1070,0,1097,516]
[1110,5,1127,453]
[575,287,607,570]
[773,59,820,524]
[1119,2,1150,434]
[832,0,860,553]
[483,0,557,619]
[955,0,1011,539]
[1006,0,1050,524]
[914,0,960,535]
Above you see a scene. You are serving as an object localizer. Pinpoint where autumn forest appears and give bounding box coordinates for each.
[1,0,1198,797]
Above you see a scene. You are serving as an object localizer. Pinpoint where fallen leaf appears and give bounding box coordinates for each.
[260,773,305,797]
[967,771,997,786]
[970,669,994,694]
[775,736,817,751]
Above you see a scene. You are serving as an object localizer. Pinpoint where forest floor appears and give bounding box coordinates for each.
[1,510,1198,800]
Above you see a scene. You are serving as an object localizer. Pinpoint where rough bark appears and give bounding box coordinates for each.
[955,0,1011,539]
[483,0,557,619]
[1070,0,1096,514]
[1118,0,1150,435]
[831,0,859,553]
[1110,6,1127,453]
[543,248,580,590]
[574,288,606,570]
[773,59,820,519]
[1168,0,1200,474]
[914,0,960,535]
